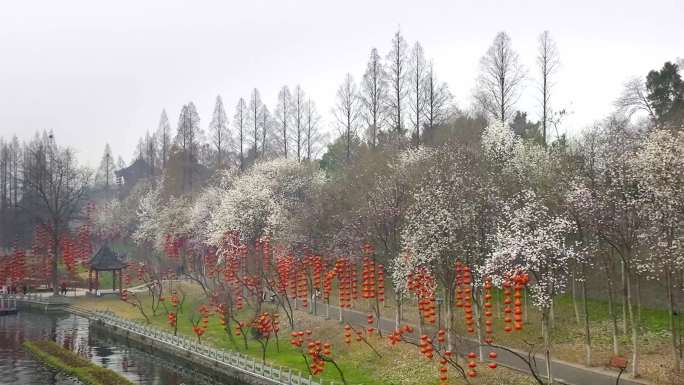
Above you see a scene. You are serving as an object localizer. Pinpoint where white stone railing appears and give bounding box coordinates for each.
[0,292,71,304]
[0,295,17,310]
[92,311,351,385]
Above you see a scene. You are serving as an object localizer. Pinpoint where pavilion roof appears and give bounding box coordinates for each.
[89,245,126,270]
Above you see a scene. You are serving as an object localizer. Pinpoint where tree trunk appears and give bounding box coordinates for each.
[622,260,629,334]
[666,270,681,373]
[473,290,483,361]
[626,270,640,377]
[572,266,581,324]
[582,265,592,366]
[606,270,620,356]
[51,233,59,295]
[446,300,454,352]
[543,309,554,384]
[394,294,401,329]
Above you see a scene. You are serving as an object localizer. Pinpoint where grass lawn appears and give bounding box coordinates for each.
[23,340,135,385]
[76,283,537,385]
[313,285,682,385]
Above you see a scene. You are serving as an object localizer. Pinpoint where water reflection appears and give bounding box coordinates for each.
[0,311,220,385]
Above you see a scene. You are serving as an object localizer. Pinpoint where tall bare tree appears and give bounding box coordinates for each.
[21,133,90,295]
[0,137,20,212]
[175,102,202,191]
[304,98,323,160]
[386,29,409,135]
[292,85,306,162]
[233,98,247,169]
[361,48,387,148]
[423,61,451,134]
[333,73,361,161]
[261,104,272,158]
[537,30,560,146]
[0,138,8,212]
[144,130,157,175]
[408,41,427,145]
[247,89,263,159]
[475,31,525,125]
[276,86,292,158]
[96,143,114,189]
[209,95,230,169]
[156,109,171,170]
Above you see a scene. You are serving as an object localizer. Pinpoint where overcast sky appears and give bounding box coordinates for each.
[0,0,681,167]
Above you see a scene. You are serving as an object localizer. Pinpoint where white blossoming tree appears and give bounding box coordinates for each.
[206,158,323,249]
[398,145,497,351]
[631,129,684,372]
[486,190,576,384]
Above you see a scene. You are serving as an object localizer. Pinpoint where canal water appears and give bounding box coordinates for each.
[0,310,221,385]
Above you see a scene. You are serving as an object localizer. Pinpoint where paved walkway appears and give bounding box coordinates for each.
[307,300,649,385]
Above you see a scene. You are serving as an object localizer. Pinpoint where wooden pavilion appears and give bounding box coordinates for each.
[88,245,126,294]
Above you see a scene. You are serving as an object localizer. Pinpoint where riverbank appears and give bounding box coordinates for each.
[23,340,135,385]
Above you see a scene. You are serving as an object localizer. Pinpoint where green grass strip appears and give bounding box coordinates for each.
[23,340,135,385]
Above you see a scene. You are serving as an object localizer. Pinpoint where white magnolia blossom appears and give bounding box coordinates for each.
[486,190,577,310]
[92,199,132,240]
[132,183,191,251]
[631,129,684,273]
[395,148,491,294]
[396,146,436,169]
[481,121,556,189]
[132,185,162,247]
[187,186,223,245]
[481,121,521,164]
[206,158,324,247]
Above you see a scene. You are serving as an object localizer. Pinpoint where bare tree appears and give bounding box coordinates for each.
[234,98,247,169]
[408,41,427,146]
[423,61,451,133]
[175,102,202,191]
[247,89,263,159]
[475,31,525,125]
[0,139,7,212]
[96,143,114,189]
[276,86,292,158]
[156,109,171,170]
[209,95,230,169]
[304,98,323,160]
[261,104,272,158]
[292,85,306,162]
[333,73,361,161]
[361,48,387,148]
[386,29,409,135]
[144,130,157,175]
[537,30,560,146]
[21,133,90,295]
[0,136,21,213]
[615,77,657,124]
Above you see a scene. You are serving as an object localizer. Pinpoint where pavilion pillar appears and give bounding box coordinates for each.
[88,268,92,292]
[112,270,116,291]
[95,270,99,292]
[119,270,123,293]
